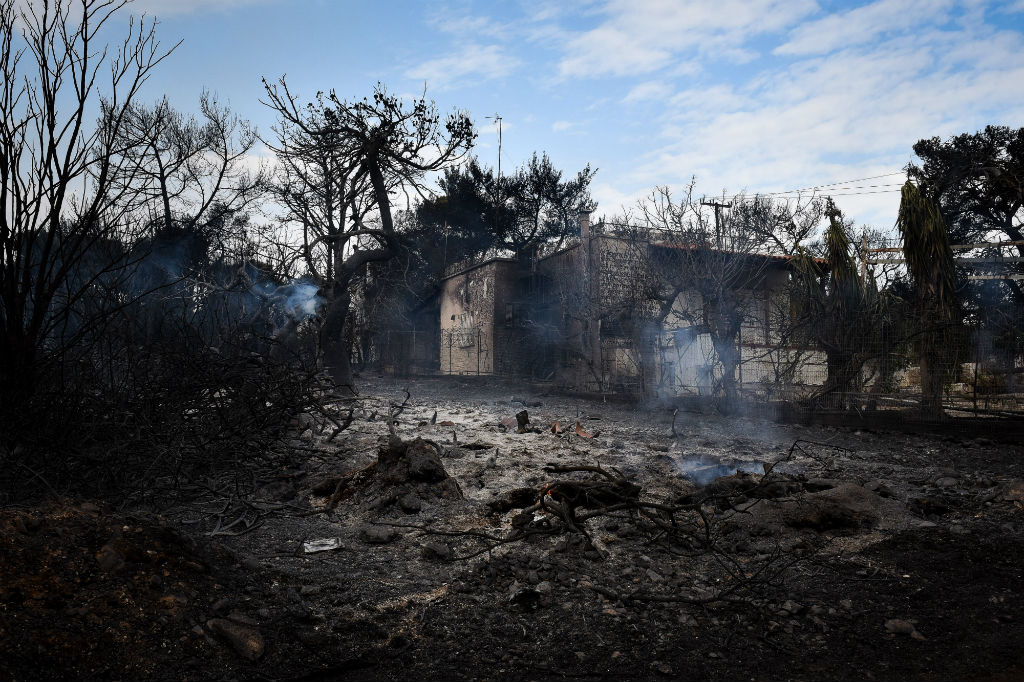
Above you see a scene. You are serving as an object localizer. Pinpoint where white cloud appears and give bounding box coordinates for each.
[623,80,673,103]
[557,0,819,78]
[552,120,575,132]
[404,44,522,90]
[429,12,509,40]
[621,16,1024,229]
[775,0,956,56]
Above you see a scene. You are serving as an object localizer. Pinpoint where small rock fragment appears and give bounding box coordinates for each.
[206,618,265,660]
[360,526,398,545]
[421,541,452,561]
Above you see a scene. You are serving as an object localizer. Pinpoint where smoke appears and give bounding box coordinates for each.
[274,281,324,320]
[672,454,765,487]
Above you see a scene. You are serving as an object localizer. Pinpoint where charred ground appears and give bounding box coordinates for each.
[2,376,1023,682]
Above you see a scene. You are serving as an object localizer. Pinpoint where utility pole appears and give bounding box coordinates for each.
[486,113,502,179]
[700,198,731,250]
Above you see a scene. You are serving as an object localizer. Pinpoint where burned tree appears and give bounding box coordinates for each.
[261,81,474,388]
[619,185,817,405]
[788,199,903,407]
[0,0,177,417]
[897,180,960,415]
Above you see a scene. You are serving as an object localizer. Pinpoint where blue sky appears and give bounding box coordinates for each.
[123,0,1024,232]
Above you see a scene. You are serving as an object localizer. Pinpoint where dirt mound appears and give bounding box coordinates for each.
[0,501,237,681]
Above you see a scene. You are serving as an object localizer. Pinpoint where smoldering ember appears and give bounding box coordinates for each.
[2,2,1024,681]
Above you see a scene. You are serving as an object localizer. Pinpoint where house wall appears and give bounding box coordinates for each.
[439,261,512,375]
[491,262,526,375]
[437,227,827,395]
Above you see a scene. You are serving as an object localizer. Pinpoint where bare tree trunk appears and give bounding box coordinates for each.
[322,284,354,390]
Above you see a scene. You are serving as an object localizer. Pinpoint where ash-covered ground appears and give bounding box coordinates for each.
[2,375,1023,681]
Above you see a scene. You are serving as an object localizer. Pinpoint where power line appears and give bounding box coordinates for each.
[768,171,907,194]
[717,171,908,201]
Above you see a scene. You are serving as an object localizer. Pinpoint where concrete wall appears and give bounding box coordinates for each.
[439,260,514,375]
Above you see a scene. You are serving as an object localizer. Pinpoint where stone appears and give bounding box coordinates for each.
[311,477,342,497]
[95,544,125,573]
[421,541,452,561]
[257,481,296,501]
[399,493,423,513]
[206,618,265,660]
[806,475,839,491]
[782,483,883,530]
[884,618,924,640]
[360,526,398,544]
[934,477,959,488]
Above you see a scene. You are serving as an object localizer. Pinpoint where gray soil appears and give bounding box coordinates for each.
[3,375,1023,681]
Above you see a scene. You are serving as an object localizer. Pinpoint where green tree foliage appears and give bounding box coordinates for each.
[422,153,596,261]
[909,126,1024,248]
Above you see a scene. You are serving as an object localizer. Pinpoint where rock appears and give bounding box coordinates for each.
[646,569,664,583]
[79,502,102,515]
[1000,480,1024,502]
[257,481,296,501]
[211,598,232,614]
[884,618,924,639]
[515,410,530,433]
[805,478,841,492]
[95,544,125,573]
[206,618,265,660]
[299,585,320,597]
[536,581,553,595]
[405,443,448,483]
[159,594,188,611]
[487,487,537,513]
[780,600,804,616]
[399,493,423,513]
[311,477,342,497]
[782,483,883,530]
[509,585,542,608]
[227,611,257,626]
[360,526,398,544]
[934,477,959,488]
[421,541,452,561]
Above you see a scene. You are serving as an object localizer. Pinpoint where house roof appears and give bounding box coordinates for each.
[440,256,517,281]
[648,240,828,266]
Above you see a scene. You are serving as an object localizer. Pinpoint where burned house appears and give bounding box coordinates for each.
[439,213,827,397]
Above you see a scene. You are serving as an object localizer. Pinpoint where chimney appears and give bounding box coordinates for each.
[579,209,592,243]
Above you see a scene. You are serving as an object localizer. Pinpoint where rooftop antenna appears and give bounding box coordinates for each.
[485,113,502,179]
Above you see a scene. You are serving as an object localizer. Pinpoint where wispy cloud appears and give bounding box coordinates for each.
[622,80,673,103]
[775,0,956,56]
[557,0,818,78]
[405,43,522,90]
[632,13,1024,226]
